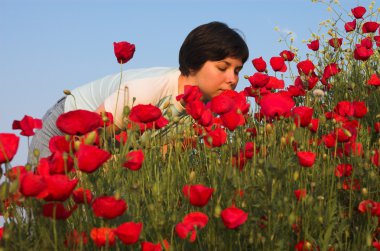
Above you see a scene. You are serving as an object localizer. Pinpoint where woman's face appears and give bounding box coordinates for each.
[192,57,243,100]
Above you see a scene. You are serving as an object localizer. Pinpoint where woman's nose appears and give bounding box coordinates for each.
[226,71,238,89]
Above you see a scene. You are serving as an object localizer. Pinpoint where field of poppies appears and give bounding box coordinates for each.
[1,2,380,251]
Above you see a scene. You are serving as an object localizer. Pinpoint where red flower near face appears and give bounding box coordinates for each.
[362,21,380,33]
[175,212,208,242]
[186,100,205,120]
[334,164,353,177]
[56,110,102,135]
[12,115,42,137]
[43,175,78,202]
[49,135,71,153]
[72,188,93,204]
[351,6,366,19]
[345,19,356,32]
[90,227,116,247]
[221,206,248,229]
[204,127,227,147]
[266,76,285,89]
[294,189,307,201]
[92,196,127,219]
[367,74,380,86]
[176,85,203,104]
[270,56,287,72]
[210,93,235,114]
[198,109,214,127]
[123,149,144,171]
[0,133,19,164]
[129,104,168,132]
[141,241,162,251]
[297,60,315,75]
[42,202,77,220]
[182,184,214,207]
[279,50,295,61]
[307,39,319,51]
[292,106,313,127]
[64,230,88,249]
[259,92,295,120]
[252,57,267,72]
[297,151,316,167]
[248,72,270,88]
[75,144,111,173]
[113,41,135,64]
[328,38,343,48]
[114,222,143,245]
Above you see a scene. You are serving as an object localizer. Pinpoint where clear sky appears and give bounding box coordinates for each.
[0,0,376,165]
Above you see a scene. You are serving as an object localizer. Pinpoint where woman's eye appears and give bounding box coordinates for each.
[217,67,227,71]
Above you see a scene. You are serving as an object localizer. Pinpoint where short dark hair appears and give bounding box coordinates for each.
[179,21,249,76]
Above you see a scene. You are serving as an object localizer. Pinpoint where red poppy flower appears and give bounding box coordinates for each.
[198,109,214,127]
[361,37,373,49]
[19,173,48,198]
[307,39,319,51]
[72,187,93,204]
[175,212,208,242]
[259,92,295,120]
[113,41,135,64]
[251,57,267,72]
[0,133,19,164]
[297,60,315,75]
[323,133,336,148]
[114,222,143,245]
[270,56,287,72]
[345,19,356,32]
[292,106,313,127]
[248,72,270,88]
[141,241,162,251]
[343,178,361,191]
[210,93,235,114]
[358,200,378,214]
[295,240,313,251]
[92,196,127,219]
[279,50,295,61]
[90,227,116,247]
[294,189,307,201]
[351,6,366,19]
[297,151,316,167]
[375,122,380,133]
[56,110,102,135]
[367,74,380,86]
[287,85,306,97]
[334,101,354,117]
[266,76,285,90]
[352,101,367,118]
[221,206,248,229]
[220,111,245,131]
[323,63,341,80]
[12,115,42,137]
[129,104,168,132]
[182,184,214,207]
[64,230,88,248]
[48,135,71,153]
[176,85,203,104]
[42,202,77,220]
[334,164,352,177]
[374,242,380,251]
[354,44,374,61]
[115,131,128,144]
[203,127,227,147]
[344,141,363,157]
[75,144,111,173]
[186,100,206,121]
[123,149,144,171]
[309,118,319,133]
[362,21,380,33]
[328,38,343,48]
[43,175,78,202]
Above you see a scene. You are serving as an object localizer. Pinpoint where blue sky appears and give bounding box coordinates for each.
[0,0,375,165]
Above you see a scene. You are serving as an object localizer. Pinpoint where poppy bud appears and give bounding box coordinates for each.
[84,131,97,145]
[214,204,222,218]
[362,188,368,197]
[189,171,196,182]
[33,148,40,157]
[293,171,299,181]
[63,90,72,95]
